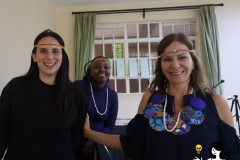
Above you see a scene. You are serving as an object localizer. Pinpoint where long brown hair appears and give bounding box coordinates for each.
[149,33,212,96]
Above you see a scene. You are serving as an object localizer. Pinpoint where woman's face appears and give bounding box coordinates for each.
[160,41,194,86]
[32,36,62,83]
[90,59,111,86]
[211,147,221,155]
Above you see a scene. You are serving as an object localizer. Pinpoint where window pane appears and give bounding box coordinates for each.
[139,24,148,38]
[114,27,124,39]
[105,44,113,58]
[141,79,149,93]
[140,59,149,77]
[115,43,124,58]
[95,29,103,40]
[127,24,137,38]
[185,24,196,36]
[139,42,148,57]
[104,28,113,40]
[151,59,158,77]
[129,59,138,77]
[128,43,137,58]
[109,59,115,76]
[163,26,172,37]
[108,79,115,91]
[150,23,159,38]
[94,44,103,57]
[116,59,125,77]
[150,42,158,57]
[130,79,139,93]
[174,25,184,33]
[117,79,126,93]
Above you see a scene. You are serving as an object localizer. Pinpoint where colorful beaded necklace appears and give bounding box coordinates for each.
[144,90,206,135]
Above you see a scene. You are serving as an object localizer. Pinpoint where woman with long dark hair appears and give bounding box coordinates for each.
[83,33,240,160]
[74,56,118,160]
[0,29,87,160]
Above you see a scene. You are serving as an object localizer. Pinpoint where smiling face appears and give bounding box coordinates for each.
[32,36,62,83]
[160,41,194,86]
[90,59,111,86]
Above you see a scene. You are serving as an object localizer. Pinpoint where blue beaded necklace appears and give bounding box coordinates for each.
[144,90,206,136]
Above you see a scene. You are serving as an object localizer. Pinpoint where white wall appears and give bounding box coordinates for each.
[215,1,240,102]
[0,0,56,92]
[215,1,240,134]
[54,0,240,121]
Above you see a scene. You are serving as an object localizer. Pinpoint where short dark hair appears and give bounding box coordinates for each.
[82,56,110,80]
[209,142,225,158]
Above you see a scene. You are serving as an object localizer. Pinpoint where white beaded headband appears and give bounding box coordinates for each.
[158,49,194,58]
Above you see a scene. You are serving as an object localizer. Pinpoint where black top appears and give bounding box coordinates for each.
[120,92,240,160]
[0,76,88,160]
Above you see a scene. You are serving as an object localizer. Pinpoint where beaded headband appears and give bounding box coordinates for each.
[91,58,110,67]
[158,49,194,58]
[33,43,64,49]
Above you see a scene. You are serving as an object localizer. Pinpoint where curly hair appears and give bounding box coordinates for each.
[82,56,110,80]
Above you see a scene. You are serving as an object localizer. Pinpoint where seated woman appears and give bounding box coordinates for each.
[74,56,118,160]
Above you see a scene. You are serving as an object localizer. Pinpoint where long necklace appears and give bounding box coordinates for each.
[90,83,108,115]
[163,88,193,132]
[163,95,181,132]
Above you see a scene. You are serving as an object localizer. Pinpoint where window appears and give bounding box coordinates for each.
[94,21,196,94]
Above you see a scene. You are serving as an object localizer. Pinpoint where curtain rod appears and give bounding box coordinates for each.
[72,3,223,19]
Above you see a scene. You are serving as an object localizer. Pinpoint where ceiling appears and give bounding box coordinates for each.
[49,0,168,7]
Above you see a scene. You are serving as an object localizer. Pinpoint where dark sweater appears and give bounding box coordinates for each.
[0,76,87,160]
[73,79,118,148]
[120,92,240,160]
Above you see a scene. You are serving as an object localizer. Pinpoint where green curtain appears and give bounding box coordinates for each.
[74,13,96,80]
[199,6,223,95]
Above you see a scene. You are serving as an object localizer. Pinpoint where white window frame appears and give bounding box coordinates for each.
[93,20,197,94]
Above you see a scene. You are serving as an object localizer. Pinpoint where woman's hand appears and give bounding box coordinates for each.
[83,114,122,150]
[82,139,95,156]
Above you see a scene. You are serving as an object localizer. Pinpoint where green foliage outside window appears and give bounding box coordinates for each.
[115,43,124,58]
